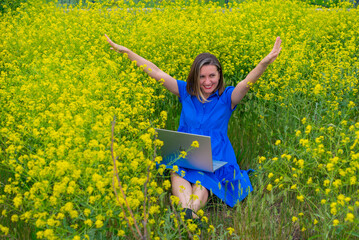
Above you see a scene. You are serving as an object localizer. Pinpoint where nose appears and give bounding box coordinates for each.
[203,77,210,83]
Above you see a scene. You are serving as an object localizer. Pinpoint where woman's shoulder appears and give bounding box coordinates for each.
[177,79,187,88]
[221,86,234,97]
[223,85,235,93]
[176,80,188,100]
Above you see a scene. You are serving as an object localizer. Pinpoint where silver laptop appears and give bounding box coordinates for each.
[155,128,227,172]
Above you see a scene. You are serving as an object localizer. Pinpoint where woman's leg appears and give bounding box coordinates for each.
[191,183,208,212]
[171,172,193,209]
[170,172,209,217]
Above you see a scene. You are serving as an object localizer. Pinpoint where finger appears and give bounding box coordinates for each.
[105,34,113,44]
[273,37,281,50]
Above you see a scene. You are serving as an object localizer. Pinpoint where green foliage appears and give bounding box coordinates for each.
[0,0,26,13]
[301,0,357,8]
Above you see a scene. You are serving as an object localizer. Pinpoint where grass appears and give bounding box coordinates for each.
[0,167,36,240]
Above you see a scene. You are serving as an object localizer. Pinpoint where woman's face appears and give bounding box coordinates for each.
[199,64,220,99]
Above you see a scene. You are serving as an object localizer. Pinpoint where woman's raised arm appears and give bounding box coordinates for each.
[231,37,282,109]
[105,34,179,97]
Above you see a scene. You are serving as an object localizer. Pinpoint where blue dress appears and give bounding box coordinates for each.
[161,80,253,207]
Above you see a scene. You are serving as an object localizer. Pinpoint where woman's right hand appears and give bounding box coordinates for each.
[105,34,179,96]
[105,34,129,53]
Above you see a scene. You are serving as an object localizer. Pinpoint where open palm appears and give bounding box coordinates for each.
[263,37,282,65]
[105,34,128,53]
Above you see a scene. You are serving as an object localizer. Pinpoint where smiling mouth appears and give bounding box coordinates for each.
[203,85,213,90]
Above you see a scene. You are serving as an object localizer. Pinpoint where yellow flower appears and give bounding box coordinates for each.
[258,156,266,163]
[11,214,19,222]
[326,163,334,171]
[197,209,204,217]
[70,210,78,219]
[333,219,339,226]
[307,177,313,184]
[297,195,304,202]
[158,164,166,175]
[266,184,273,191]
[191,141,199,148]
[149,205,160,215]
[227,227,235,235]
[295,130,301,137]
[323,179,330,186]
[180,151,187,158]
[275,140,281,145]
[305,125,312,134]
[84,219,93,227]
[313,84,323,95]
[154,156,162,164]
[188,222,197,232]
[333,179,342,188]
[344,213,354,222]
[118,230,125,237]
[163,180,171,190]
[331,204,337,215]
[84,208,91,217]
[44,229,55,239]
[0,224,9,235]
[95,219,104,228]
[170,195,180,205]
[350,176,357,185]
[348,101,356,108]
[292,216,298,222]
[297,159,304,168]
[207,224,215,233]
[13,195,22,208]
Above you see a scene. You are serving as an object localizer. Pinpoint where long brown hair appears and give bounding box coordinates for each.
[186,53,225,103]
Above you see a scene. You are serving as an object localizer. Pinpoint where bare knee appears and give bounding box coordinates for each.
[170,171,192,208]
[192,184,209,211]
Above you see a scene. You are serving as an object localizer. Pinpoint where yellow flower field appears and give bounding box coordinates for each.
[0,0,358,239]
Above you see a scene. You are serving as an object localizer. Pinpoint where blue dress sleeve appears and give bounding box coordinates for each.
[222,86,237,111]
[176,80,187,103]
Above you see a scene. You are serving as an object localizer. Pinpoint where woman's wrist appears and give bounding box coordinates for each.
[259,58,271,67]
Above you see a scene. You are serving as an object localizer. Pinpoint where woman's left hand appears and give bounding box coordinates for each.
[263,37,282,65]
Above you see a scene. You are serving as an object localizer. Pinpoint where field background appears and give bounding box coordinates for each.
[0,0,358,239]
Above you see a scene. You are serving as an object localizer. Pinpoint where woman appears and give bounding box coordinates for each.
[106,34,282,219]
